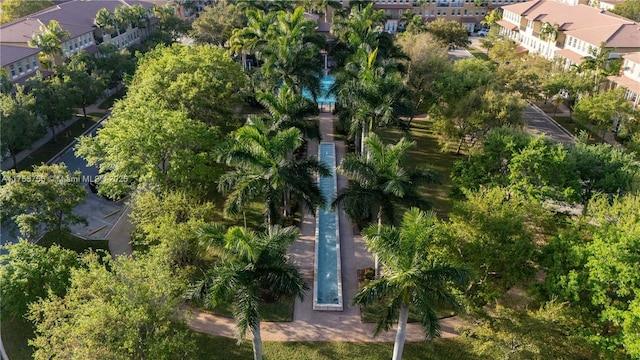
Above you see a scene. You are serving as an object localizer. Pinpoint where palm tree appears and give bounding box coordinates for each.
[540,22,559,58]
[335,45,411,155]
[218,117,329,226]
[333,133,439,276]
[256,83,320,140]
[353,208,469,360]
[188,225,308,360]
[260,7,324,94]
[229,9,276,70]
[29,20,70,69]
[94,8,116,37]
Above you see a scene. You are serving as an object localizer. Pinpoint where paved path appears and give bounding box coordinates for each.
[185,112,465,342]
[523,101,574,144]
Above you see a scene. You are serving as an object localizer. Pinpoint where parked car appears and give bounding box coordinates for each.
[477,29,490,37]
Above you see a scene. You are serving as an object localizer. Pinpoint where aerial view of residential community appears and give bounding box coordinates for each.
[0,0,639,359]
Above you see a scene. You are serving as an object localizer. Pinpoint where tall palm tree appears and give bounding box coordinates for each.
[260,7,324,94]
[229,9,276,70]
[331,3,386,58]
[335,46,411,155]
[29,20,70,69]
[353,208,469,360]
[218,117,329,225]
[333,133,439,276]
[94,8,116,37]
[188,225,307,360]
[256,83,320,140]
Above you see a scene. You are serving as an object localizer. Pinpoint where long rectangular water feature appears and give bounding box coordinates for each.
[313,142,343,311]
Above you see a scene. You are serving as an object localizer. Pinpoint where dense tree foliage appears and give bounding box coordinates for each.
[28,73,75,142]
[0,0,53,24]
[190,0,246,46]
[610,0,640,21]
[574,87,634,140]
[541,194,640,356]
[0,241,79,320]
[129,190,217,267]
[425,18,470,49]
[29,250,194,360]
[0,164,87,240]
[0,86,42,167]
[57,54,106,118]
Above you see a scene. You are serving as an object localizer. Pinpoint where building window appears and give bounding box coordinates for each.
[25,59,31,72]
[9,64,16,78]
[32,55,38,69]
[17,61,23,74]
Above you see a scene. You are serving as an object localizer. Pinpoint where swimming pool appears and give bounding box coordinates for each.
[303,74,336,107]
[313,142,343,311]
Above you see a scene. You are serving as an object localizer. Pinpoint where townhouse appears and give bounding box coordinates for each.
[0,0,158,66]
[497,0,640,68]
[608,52,640,109]
[0,44,49,87]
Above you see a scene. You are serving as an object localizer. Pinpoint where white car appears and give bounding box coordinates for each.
[477,29,490,37]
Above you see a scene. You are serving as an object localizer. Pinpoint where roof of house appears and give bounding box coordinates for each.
[0,45,41,66]
[623,52,640,64]
[0,0,156,43]
[501,0,639,48]
[608,74,640,92]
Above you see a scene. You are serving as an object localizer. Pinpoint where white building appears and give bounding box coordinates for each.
[497,0,640,68]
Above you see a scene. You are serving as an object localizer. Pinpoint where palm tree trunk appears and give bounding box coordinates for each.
[375,207,383,278]
[392,303,410,360]
[252,322,263,360]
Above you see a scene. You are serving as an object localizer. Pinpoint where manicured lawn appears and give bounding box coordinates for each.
[15,116,101,172]
[193,333,479,360]
[377,117,459,218]
[203,298,295,322]
[468,48,489,60]
[37,230,109,254]
[553,116,600,143]
[2,317,34,360]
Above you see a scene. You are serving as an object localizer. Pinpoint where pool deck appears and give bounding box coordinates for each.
[185,113,465,341]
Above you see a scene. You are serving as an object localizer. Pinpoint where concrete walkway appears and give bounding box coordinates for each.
[185,112,465,342]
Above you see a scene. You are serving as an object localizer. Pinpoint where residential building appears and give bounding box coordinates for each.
[607,52,640,109]
[0,44,48,86]
[0,0,158,66]
[497,0,640,68]
[335,0,532,34]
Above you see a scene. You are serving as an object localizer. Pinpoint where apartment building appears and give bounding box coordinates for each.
[497,0,640,68]
[608,52,640,109]
[0,0,158,65]
[0,45,48,86]
[338,0,531,33]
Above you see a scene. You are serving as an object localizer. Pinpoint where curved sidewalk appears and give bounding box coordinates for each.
[184,113,465,342]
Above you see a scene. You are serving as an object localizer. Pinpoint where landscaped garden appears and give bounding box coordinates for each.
[2,1,640,360]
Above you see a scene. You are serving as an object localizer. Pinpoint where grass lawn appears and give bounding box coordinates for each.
[37,230,109,254]
[193,333,478,360]
[468,48,489,60]
[200,297,294,322]
[377,117,459,218]
[15,116,101,172]
[553,116,601,143]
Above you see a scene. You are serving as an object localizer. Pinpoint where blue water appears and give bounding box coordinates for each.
[303,74,336,106]
[316,143,340,305]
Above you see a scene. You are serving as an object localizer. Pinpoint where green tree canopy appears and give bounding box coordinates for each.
[29,249,194,360]
[0,241,79,320]
[0,164,87,240]
[0,0,53,24]
[574,87,633,140]
[57,53,106,118]
[426,18,470,49]
[27,73,75,142]
[190,0,246,46]
[610,0,640,21]
[0,86,42,168]
[127,44,247,127]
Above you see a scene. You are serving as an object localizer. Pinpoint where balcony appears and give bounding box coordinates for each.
[437,1,449,6]
[451,1,464,6]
